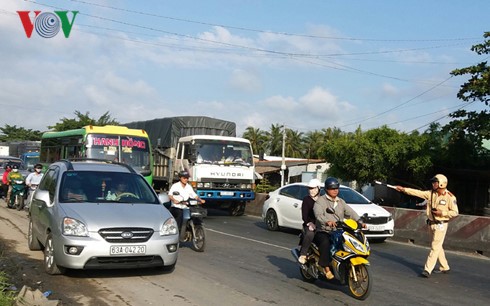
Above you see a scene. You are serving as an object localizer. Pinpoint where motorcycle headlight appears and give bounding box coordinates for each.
[63,217,88,236]
[345,235,366,253]
[160,217,178,236]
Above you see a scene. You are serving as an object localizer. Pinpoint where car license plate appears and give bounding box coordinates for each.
[110,245,146,255]
[221,191,234,196]
[368,224,385,231]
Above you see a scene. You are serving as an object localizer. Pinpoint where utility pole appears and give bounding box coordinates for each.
[281,126,286,187]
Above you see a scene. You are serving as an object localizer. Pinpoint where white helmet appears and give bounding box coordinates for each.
[307,178,322,188]
[431,174,448,189]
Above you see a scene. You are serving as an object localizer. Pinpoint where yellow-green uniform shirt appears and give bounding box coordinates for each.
[403,188,458,222]
[7,171,23,183]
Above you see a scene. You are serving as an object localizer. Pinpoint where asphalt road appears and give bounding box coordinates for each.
[1,205,489,305]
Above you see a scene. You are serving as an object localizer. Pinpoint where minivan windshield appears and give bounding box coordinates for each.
[59,171,159,204]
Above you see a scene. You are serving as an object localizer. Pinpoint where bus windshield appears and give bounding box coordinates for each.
[193,140,253,166]
[86,134,151,173]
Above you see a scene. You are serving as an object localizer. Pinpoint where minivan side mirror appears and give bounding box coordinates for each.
[34,189,53,207]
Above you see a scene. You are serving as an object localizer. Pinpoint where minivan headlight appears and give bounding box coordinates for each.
[160,217,178,236]
[63,217,88,236]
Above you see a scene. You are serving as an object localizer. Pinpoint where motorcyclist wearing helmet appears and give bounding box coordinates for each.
[2,164,12,201]
[298,178,322,264]
[395,174,458,278]
[25,164,44,209]
[313,177,362,280]
[6,165,23,206]
[168,170,205,230]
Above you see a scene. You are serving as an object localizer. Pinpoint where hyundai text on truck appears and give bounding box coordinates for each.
[125,116,256,216]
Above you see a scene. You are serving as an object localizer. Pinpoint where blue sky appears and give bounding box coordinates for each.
[1,0,488,136]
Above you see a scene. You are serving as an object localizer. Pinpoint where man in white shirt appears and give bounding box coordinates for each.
[25,163,44,209]
[168,170,205,230]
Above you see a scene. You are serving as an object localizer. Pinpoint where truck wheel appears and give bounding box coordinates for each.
[229,203,245,216]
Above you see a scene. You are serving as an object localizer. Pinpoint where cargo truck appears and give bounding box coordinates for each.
[125,116,255,216]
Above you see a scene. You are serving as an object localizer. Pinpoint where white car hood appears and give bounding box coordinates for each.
[347,203,391,218]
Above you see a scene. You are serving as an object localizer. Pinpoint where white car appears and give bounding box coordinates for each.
[262,182,394,241]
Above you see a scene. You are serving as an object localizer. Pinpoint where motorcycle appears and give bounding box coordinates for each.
[9,179,26,211]
[172,192,207,252]
[25,183,39,210]
[291,208,372,300]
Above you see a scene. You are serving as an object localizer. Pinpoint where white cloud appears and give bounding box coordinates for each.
[229,69,262,93]
[299,86,354,120]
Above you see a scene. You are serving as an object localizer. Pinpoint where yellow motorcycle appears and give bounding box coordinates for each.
[291,209,372,300]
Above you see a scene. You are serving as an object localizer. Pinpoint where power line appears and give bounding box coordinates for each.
[338,75,455,128]
[66,0,480,43]
[25,1,481,59]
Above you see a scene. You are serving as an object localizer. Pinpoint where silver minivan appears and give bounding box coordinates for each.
[28,160,179,275]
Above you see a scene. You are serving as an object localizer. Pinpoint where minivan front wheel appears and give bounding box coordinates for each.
[44,234,66,275]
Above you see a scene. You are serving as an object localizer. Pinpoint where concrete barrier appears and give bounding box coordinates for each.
[246,193,490,257]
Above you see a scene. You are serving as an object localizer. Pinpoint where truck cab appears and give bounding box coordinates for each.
[173,135,255,216]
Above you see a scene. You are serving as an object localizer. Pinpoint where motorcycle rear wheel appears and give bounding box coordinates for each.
[15,194,24,211]
[299,265,316,283]
[191,225,206,252]
[348,264,372,300]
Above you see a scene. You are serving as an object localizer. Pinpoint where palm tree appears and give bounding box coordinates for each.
[242,127,267,155]
[285,128,304,158]
[304,130,324,159]
[265,123,283,156]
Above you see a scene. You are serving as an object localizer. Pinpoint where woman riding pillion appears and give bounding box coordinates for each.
[298,178,322,264]
[313,177,366,279]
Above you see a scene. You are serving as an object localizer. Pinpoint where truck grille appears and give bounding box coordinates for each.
[214,182,239,189]
[98,227,154,243]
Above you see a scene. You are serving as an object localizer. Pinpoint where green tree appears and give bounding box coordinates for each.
[242,127,267,155]
[0,124,42,141]
[322,126,431,186]
[48,110,119,131]
[448,32,490,145]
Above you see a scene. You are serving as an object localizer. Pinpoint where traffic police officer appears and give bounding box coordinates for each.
[395,174,458,278]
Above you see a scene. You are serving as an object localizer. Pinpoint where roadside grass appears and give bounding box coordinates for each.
[0,270,15,306]
[0,245,16,306]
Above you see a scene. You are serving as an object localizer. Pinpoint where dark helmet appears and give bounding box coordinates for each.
[178,170,190,178]
[4,164,12,170]
[34,163,43,169]
[12,164,19,170]
[324,177,340,190]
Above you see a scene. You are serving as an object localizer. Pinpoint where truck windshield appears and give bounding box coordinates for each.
[194,141,253,166]
[85,134,151,173]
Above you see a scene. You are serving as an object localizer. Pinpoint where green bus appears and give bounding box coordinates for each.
[40,125,153,184]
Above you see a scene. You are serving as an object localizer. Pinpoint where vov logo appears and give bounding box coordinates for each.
[17,11,79,38]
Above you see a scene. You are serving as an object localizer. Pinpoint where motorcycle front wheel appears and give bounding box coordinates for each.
[348,264,372,300]
[15,194,24,211]
[191,225,206,252]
